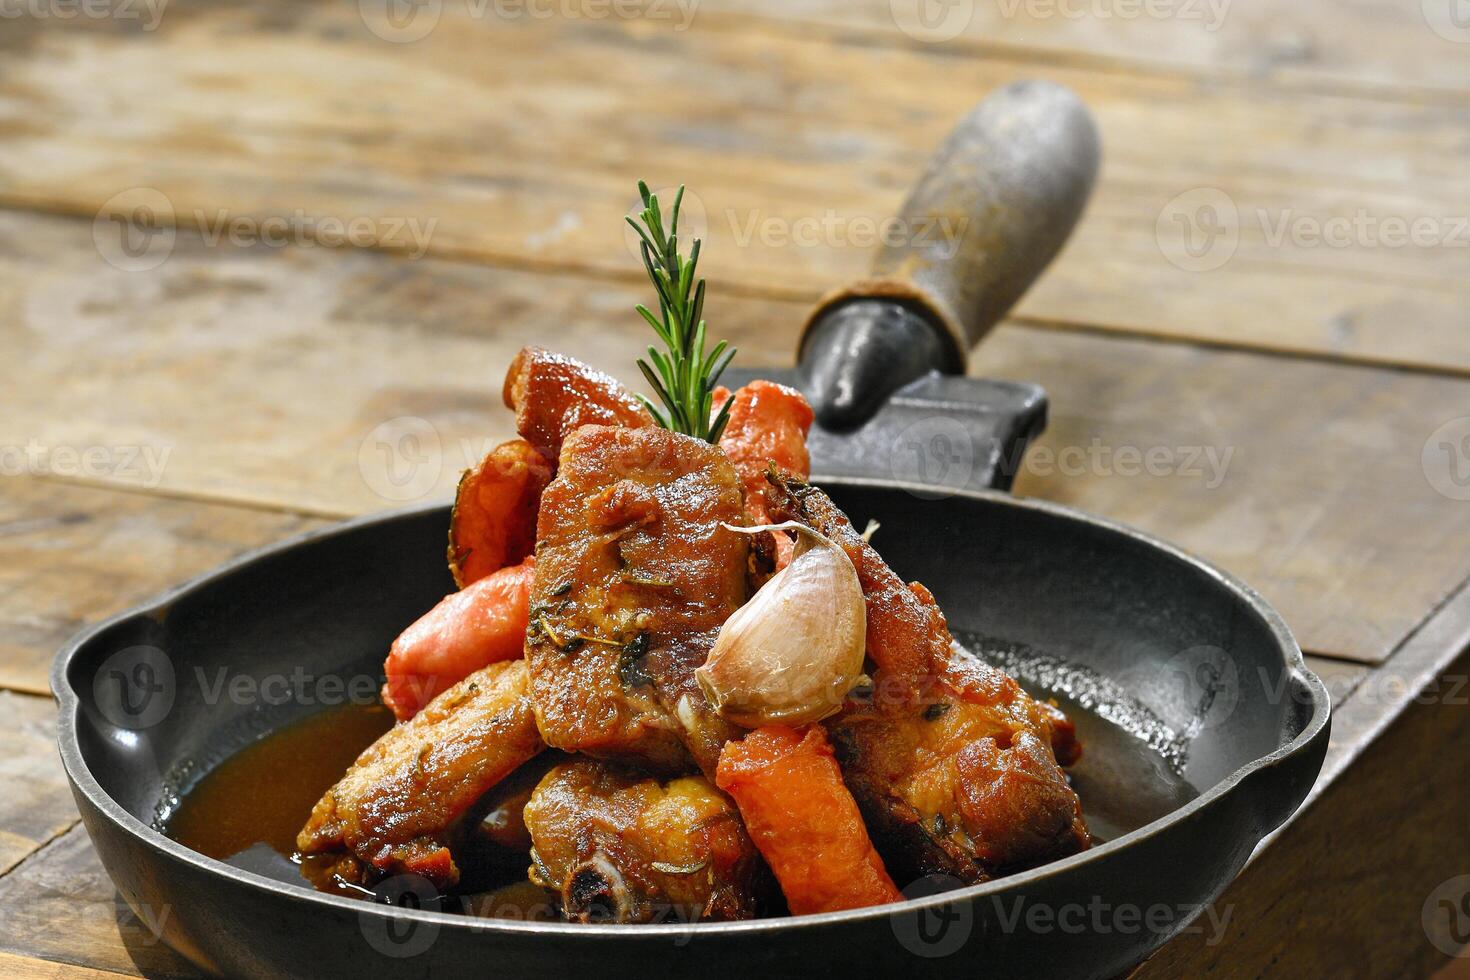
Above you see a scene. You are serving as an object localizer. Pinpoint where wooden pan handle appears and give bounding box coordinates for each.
[801,80,1101,365]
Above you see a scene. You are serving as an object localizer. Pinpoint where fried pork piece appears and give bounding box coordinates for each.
[298,660,544,889]
[766,473,951,711]
[767,474,1089,885]
[524,760,761,923]
[828,677,1089,885]
[503,347,652,462]
[525,424,747,776]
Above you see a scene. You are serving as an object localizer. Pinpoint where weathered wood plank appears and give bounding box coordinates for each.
[0,825,199,978]
[0,3,1467,372]
[974,326,1470,663]
[6,210,1470,663]
[698,0,1470,101]
[0,692,78,877]
[0,476,322,695]
[0,211,796,521]
[0,950,147,980]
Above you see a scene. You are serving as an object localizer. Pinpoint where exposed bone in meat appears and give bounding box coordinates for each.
[523,760,762,923]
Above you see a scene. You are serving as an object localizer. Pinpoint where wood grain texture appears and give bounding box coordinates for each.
[699,0,1470,102]
[0,476,321,694]
[0,692,77,877]
[0,825,199,978]
[975,326,1470,663]
[0,2,1467,372]
[6,209,1469,664]
[0,211,794,519]
[0,950,149,980]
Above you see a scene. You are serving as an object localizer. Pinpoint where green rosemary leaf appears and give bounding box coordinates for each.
[629,180,737,443]
[709,396,735,444]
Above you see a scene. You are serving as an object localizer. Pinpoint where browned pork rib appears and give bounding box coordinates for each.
[767,473,1090,885]
[523,760,762,923]
[503,347,653,462]
[525,424,747,777]
[297,659,545,889]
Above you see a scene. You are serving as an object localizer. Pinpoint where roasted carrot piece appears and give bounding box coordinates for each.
[382,557,536,721]
[716,725,902,914]
[448,438,551,589]
[714,381,814,568]
[715,380,813,525]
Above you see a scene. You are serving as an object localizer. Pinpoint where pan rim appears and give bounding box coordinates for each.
[52,477,1331,939]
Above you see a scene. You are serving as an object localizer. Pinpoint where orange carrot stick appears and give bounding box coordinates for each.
[716,725,902,914]
[382,557,536,721]
[448,439,551,588]
[714,381,814,568]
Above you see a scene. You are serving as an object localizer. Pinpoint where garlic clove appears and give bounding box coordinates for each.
[695,522,866,728]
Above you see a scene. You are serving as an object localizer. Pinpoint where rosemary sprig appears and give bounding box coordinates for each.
[626,181,736,443]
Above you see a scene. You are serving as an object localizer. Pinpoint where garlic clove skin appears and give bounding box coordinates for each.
[696,522,866,729]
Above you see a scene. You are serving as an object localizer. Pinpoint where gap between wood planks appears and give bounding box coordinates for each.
[4,201,1470,386]
[22,471,359,523]
[0,949,141,980]
[4,469,1453,676]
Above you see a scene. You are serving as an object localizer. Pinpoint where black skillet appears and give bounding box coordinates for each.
[53,83,1330,979]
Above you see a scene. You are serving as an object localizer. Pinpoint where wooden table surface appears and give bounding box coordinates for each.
[2,1,1469,976]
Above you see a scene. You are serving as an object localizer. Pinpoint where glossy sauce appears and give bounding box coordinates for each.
[166,647,1198,913]
[164,703,560,918]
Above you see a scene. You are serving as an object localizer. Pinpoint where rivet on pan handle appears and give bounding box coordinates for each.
[797,80,1101,430]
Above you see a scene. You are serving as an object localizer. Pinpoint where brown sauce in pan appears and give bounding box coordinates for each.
[165,651,1199,917]
[164,703,560,919]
